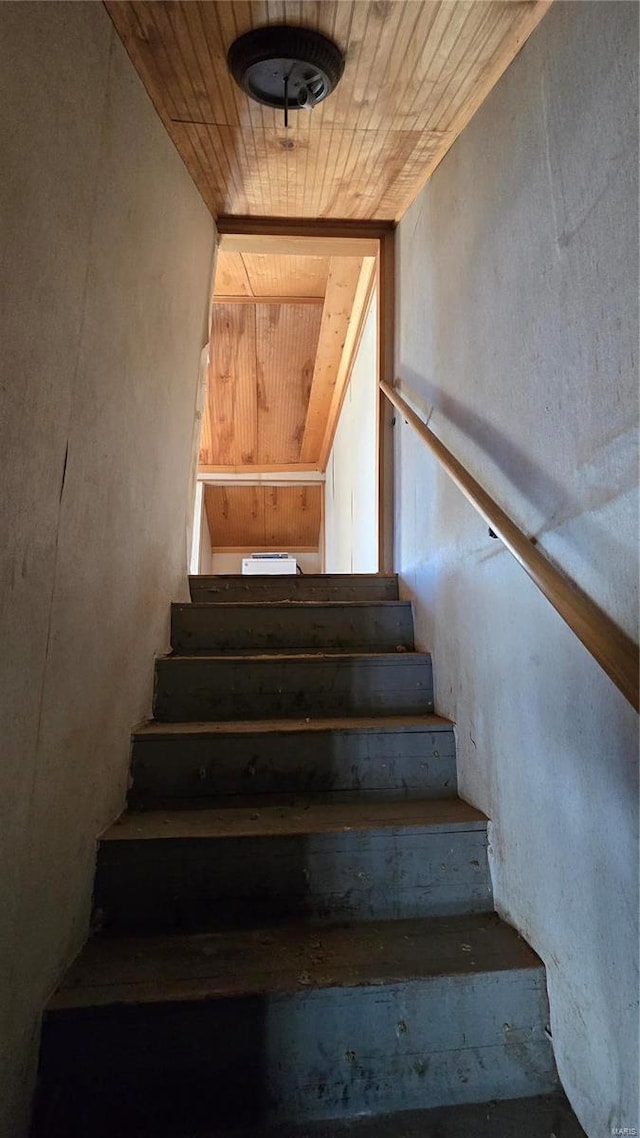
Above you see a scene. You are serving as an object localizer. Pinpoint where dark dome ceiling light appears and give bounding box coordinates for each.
[227,25,345,128]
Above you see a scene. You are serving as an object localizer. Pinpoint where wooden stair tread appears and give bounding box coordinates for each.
[174,600,411,609]
[188,575,400,604]
[35,573,562,1131]
[102,797,486,842]
[189,574,399,583]
[50,913,540,1010]
[209,1096,585,1138]
[163,651,430,662]
[133,714,453,739]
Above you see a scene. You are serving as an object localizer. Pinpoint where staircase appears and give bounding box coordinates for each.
[33,573,584,1137]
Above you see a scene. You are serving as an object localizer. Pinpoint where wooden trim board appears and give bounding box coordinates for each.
[210,546,319,555]
[212,294,324,306]
[217,217,394,238]
[219,233,380,258]
[199,464,321,475]
[378,229,395,573]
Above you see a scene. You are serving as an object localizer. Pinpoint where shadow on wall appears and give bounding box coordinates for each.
[393,362,636,575]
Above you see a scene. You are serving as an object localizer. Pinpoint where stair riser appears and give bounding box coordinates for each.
[171,603,414,654]
[39,972,556,1130]
[189,575,399,603]
[129,727,457,806]
[95,828,491,934]
[154,656,434,722]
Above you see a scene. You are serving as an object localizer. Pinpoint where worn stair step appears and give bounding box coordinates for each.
[171,601,415,654]
[200,1096,586,1138]
[94,799,491,933]
[32,1095,583,1138]
[129,715,457,807]
[154,652,433,722]
[37,915,557,1134]
[189,573,399,604]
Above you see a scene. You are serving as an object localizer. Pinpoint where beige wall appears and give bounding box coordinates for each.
[324,296,378,573]
[393,4,638,1136]
[0,5,215,1133]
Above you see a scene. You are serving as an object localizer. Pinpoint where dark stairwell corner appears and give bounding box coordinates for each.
[31,573,585,1138]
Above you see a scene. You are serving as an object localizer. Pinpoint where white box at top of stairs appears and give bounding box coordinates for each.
[241,557,298,575]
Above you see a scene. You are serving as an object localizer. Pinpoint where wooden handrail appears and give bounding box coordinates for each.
[381,379,639,712]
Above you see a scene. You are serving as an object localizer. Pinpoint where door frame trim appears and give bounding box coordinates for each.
[215,217,395,572]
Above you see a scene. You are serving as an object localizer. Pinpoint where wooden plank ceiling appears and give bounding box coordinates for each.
[106,0,551,553]
[199,245,376,473]
[106,0,551,221]
[204,484,322,550]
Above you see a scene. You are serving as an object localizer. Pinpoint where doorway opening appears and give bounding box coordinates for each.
[191,222,394,577]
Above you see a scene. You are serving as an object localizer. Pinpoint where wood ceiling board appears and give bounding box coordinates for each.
[218,234,380,257]
[205,484,261,548]
[214,251,253,296]
[394,0,554,214]
[199,463,321,474]
[264,485,322,548]
[255,303,322,465]
[214,251,330,299]
[206,304,258,466]
[351,0,427,135]
[204,484,322,549]
[220,123,443,221]
[241,254,329,298]
[106,1,551,221]
[318,256,377,470]
[213,295,324,305]
[204,299,323,469]
[198,471,325,484]
[300,256,364,463]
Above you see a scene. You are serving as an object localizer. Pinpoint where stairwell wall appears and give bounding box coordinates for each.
[0,4,215,1134]
[324,295,379,572]
[393,3,638,1136]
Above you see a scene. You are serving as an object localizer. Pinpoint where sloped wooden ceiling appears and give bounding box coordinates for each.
[199,247,376,472]
[203,299,322,467]
[106,0,551,221]
[215,250,329,301]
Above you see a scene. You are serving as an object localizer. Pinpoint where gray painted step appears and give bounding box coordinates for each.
[154,653,434,722]
[214,1096,586,1138]
[171,601,415,654]
[94,799,491,933]
[189,573,399,603]
[129,715,457,807]
[38,916,557,1132]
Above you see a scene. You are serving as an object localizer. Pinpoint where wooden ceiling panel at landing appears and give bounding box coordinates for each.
[204,484,322,549]
[106,1,552,221]
[215,251,329,299]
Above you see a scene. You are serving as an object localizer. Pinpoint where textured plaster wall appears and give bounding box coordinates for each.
[393,4,638,1135]
[325,297,378,572]
[0,4,214,1133]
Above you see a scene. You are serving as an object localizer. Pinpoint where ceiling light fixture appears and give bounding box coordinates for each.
[227,25,345,129]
